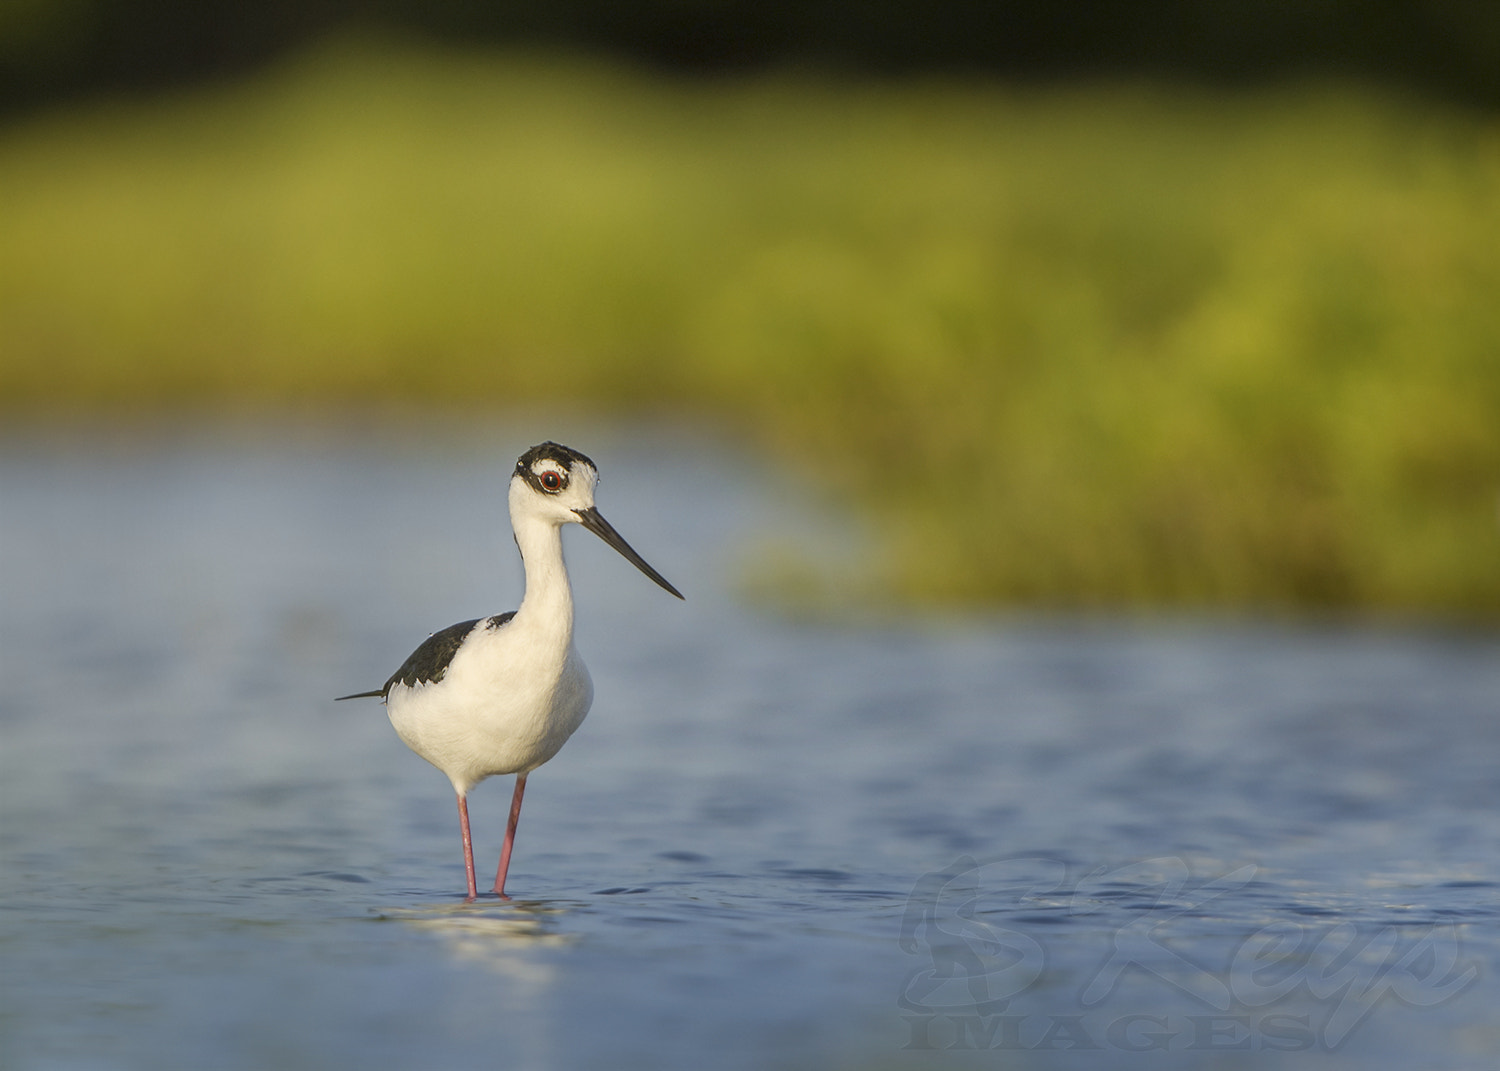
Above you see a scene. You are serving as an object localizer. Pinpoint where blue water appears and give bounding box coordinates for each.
[2,418,1497,1069]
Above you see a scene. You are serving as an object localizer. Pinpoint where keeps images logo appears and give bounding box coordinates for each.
[898,855,1478,1053]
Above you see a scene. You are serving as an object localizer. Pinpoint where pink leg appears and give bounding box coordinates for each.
[457,793,478,901]
[492,772,529,898]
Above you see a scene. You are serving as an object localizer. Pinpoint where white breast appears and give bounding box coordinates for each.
[385,618,594,796]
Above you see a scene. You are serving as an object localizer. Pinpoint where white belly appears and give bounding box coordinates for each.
[385,620,594,795]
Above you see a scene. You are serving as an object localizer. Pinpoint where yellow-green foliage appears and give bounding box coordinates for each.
[2,40,1497,613]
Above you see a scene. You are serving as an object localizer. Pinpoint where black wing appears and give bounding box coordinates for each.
[334,612,516,701]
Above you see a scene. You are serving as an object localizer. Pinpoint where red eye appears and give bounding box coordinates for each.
[541,470,562,491]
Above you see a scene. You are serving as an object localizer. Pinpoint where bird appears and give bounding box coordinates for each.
[337,441,683,900]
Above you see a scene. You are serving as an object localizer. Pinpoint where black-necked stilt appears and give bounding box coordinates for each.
[337,442,683,899]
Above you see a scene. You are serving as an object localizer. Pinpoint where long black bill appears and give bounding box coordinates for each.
[574,506,685,599]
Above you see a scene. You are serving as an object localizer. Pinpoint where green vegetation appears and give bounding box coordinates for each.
[3,40,1498,615]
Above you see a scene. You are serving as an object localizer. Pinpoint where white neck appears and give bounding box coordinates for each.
[511,511,574,641]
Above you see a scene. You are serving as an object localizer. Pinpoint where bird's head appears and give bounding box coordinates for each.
[510,441,683,599]
[512,441,600,520]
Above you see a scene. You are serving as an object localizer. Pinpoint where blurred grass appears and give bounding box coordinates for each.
[2,39,1498,615]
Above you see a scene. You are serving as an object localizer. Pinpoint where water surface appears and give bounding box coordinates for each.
[2,419,1497,1069]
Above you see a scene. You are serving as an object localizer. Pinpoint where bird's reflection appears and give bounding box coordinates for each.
[377,899,582,969]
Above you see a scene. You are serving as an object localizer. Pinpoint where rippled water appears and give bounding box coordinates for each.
[2,419,1497,1070]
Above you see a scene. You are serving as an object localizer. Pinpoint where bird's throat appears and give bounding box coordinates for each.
[512,516,576,642]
